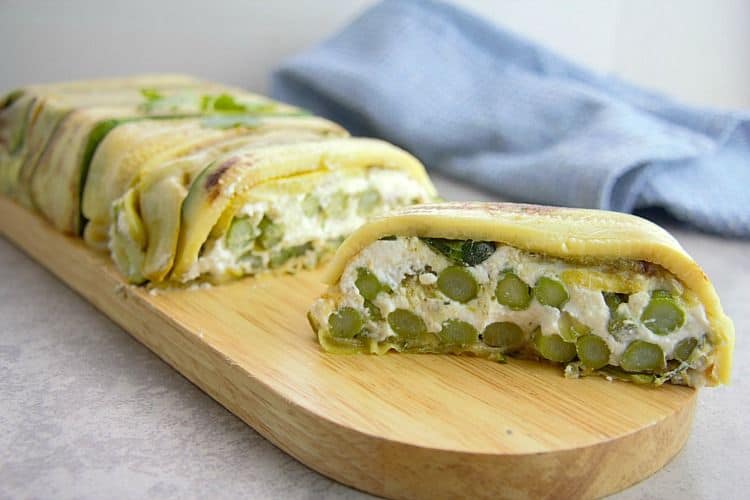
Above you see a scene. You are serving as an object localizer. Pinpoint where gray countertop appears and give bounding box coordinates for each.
[1,174,747,499]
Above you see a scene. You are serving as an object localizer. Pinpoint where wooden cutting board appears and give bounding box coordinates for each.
[0,196,697,499]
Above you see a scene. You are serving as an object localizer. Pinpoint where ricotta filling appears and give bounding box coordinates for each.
[327,237,711,379]
[186,168,431,281]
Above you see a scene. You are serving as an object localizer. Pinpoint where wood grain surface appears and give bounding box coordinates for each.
[0,196,697,499]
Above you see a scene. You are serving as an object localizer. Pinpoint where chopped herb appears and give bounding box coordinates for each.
[423,238,464,263]
[603,292,629,311]
[212,93,248,112]
[140,88,163,101]
[199,93,280,114]
[461,240,495,266]
[423,238,495,266]
[198,93,248,112]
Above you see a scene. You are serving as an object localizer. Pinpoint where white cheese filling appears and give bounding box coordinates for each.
[185,168,431,281]
[335,237,710,365]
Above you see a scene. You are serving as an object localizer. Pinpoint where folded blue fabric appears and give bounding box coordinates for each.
[272,0,750,238]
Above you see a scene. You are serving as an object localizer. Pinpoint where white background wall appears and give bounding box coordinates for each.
[2,0,749,109]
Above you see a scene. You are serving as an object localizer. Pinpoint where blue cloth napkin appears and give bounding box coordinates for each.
[272,0,750,238]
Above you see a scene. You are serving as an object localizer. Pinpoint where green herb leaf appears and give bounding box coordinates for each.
[140,88,163,101]
[212,93,247,112]
[461,240,495,266]
[603,292,628,311]
[423,238,495,266]
[423,238,464,264]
